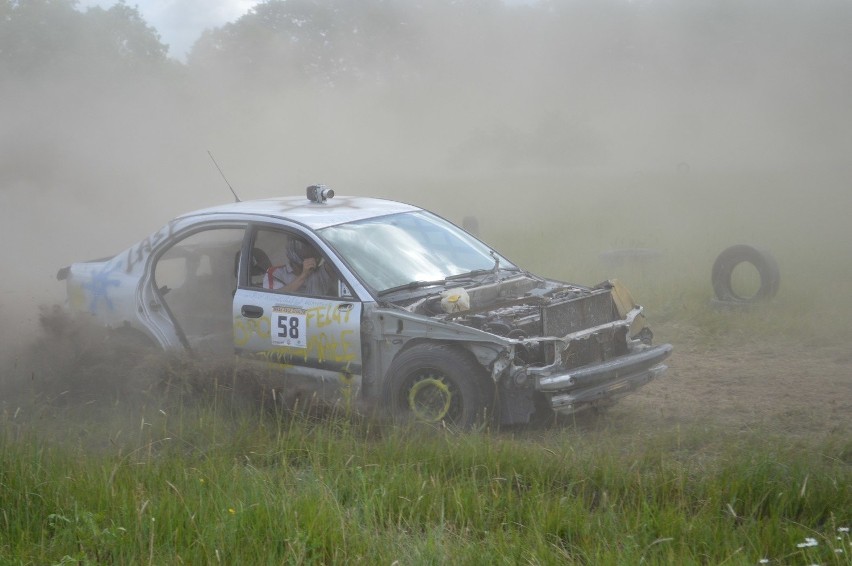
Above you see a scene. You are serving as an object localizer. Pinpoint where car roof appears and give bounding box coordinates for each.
[179,195,421,230]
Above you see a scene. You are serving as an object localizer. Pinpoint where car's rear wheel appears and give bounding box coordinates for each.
[385,344,490,428]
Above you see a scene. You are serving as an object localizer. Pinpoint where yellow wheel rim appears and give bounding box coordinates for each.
[407,376,452,422]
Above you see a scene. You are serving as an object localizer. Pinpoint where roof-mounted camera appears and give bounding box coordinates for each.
[306,184,334,204]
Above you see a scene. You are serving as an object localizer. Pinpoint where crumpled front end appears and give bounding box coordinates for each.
[395,275,672,425]
[518,306,672,417]
[485,280,672,423]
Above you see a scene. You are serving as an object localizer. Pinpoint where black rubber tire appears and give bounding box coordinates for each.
[384,343,490,428]
[711,245,780,303]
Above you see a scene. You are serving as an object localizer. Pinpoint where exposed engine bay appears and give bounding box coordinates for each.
[401,274,635,368]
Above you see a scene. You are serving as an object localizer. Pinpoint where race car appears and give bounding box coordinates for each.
[58,185,671,426]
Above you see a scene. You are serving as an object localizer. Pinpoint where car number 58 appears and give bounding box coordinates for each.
[272,311,307,348]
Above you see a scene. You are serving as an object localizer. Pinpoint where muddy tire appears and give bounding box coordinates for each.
[385,344,490,428]
[711,245,780,303]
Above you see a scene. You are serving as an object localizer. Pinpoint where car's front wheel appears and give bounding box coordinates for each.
[385,344,490,428]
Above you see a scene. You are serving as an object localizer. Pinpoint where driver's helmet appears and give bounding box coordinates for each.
[287,238,317,269]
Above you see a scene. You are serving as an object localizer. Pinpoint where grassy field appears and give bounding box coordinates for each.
[2,169,851,564]
[2,304,850,564]
[1,391,849,565]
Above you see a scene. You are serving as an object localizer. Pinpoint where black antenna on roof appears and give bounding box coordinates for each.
[207,150,241,202]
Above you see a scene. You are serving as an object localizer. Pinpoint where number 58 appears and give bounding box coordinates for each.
[277,315,300,339]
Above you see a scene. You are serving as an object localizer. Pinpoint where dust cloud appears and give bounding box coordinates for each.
[2,0,851,428]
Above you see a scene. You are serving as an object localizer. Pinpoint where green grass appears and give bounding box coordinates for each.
[1,394,850,564]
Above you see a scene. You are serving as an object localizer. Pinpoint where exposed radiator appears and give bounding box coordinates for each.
[542,290,615,337]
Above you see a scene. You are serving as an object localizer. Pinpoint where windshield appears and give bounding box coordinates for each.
[318,211,516,294]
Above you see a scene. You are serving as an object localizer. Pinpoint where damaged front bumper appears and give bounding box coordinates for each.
[538,343,672,414]
[501,304,673,417]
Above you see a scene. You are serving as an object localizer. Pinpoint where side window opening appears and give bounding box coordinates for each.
[154,227,244,352]
[249,229,344,298]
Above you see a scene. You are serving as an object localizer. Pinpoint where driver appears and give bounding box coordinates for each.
[263,238,332,295]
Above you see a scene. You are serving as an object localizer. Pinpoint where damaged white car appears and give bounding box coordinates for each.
[58,186,672,426]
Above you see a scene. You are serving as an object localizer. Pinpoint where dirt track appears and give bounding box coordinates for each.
[2,309,850,442]
[620,321,852,439]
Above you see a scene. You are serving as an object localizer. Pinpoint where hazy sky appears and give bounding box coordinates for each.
[78,0,263,59]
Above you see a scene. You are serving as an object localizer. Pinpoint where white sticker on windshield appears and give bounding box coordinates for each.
[271,305,307,348]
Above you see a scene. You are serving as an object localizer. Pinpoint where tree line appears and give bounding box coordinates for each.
[3,0,851,94]
[1,0,850,199]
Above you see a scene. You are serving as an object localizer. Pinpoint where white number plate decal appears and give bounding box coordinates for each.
[271,305,307,348]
